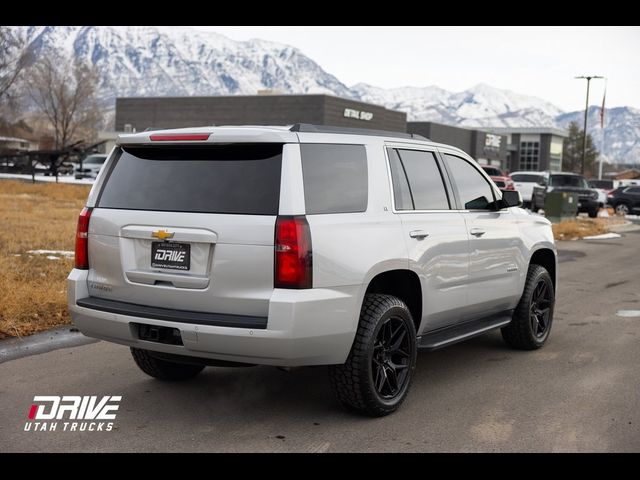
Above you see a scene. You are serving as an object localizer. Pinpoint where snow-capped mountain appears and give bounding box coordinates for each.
[18,26,352,100]
[10,26,640,164]
[557,106,640,164]
[353,82,563,127]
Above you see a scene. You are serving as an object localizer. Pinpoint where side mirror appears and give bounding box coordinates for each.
[500,190,523,208]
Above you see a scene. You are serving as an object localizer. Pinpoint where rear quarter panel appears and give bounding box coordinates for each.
[301,139,407,290]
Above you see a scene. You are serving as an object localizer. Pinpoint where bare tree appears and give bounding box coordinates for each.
[0,26,32,104]
[28,56,102,149]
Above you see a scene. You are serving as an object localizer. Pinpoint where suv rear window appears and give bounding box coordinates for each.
[97,144,282,215]
[481,166,503,177]
[300,144,368,214]
[511,173,542,182]
[549,175,589,188]
[589,179,614,189]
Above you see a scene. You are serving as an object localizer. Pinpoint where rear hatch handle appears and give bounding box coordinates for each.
[121,225,218,244]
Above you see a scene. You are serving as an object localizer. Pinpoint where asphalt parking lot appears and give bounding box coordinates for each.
[1,231,639,452]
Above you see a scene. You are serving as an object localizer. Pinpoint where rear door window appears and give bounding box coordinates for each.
[300,144,368,214]
[387,148,414,210]
[393,149,450,210]
[97,144,282,215]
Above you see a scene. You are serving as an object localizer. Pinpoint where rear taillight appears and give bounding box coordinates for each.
[274,216,312,289]
[75,207,92,269]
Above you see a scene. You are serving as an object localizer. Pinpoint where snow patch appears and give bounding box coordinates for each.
[582,233,622,240]
[27,250,75,258]
[0,173,94,185]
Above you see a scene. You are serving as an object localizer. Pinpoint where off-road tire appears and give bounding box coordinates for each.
[329,294,417,417]
[131,347,205,381]
[501,265,555,350]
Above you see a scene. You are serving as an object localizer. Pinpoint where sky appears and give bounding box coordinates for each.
[191,26,640,112]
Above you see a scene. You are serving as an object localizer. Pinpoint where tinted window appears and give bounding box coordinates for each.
[511,173,543,183]
[482,166,502,177]
[627,187,640,194]
[443,154,495,210]
[98,145,282,215]
[550,175,589,188]
[394,149,450,210]
[589,180,614,189]
[301,144,368,214]
[84,155,107,165]
[387,148,413,210]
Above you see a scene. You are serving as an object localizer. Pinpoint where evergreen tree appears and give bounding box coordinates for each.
[562,121,599,175]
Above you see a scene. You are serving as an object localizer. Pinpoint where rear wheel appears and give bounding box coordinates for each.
[329,294,417,417]
[502,265,555,350]
[130,348,205,381]
[615,203,630,215]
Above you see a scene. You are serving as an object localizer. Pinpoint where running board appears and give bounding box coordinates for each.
[418,312,513,351]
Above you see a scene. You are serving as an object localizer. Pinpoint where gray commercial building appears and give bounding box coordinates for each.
[115,94,406,133]
[407,122,508,170]
[113,94,566,175]
[483,127,567,173]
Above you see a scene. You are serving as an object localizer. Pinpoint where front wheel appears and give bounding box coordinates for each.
[502,265,555,350]
[588,206,599,218]
[329,294,417,417]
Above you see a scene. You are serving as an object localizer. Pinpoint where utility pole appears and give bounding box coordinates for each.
[575,75,604,175]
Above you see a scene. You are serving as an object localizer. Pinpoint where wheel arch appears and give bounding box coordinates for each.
[363,269,422,333]
[529,247,557,290]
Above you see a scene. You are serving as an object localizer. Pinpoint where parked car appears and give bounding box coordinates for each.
[68,125,557,417]
[618,179,640,187]
[480,165,515,190]
[588,179,618,191]
[510,171,546,207]
[588,179,618,207]
[607,185,640,215]
[532,172,600,218]
[75,154,108,179]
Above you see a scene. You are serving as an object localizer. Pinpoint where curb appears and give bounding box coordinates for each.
[609,222,640,233]
[0,326,98,364]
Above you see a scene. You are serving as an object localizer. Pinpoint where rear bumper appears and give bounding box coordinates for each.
[67,269,361,367]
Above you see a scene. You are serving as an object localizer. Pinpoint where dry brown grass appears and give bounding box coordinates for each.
[551,216,626,241]
[0,179,90,338]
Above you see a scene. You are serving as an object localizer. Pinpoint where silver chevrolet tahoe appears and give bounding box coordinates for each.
[68,124,557,417]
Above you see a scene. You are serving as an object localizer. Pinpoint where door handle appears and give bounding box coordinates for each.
[470,228,486,237]
[409,230,429,239]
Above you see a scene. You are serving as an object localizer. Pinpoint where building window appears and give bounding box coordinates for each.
[549,136,563,172]
[520,141,540,171]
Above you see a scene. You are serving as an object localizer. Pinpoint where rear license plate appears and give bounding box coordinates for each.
[151,242,190,271]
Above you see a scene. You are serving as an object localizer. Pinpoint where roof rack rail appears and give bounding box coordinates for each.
[289,123,429,141]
